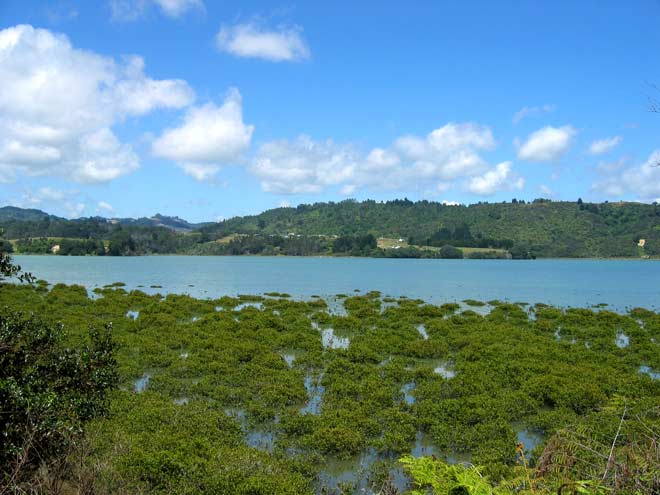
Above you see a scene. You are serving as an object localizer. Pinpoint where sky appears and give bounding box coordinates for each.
[0,0,659,222]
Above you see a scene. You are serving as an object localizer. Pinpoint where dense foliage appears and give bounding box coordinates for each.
[401,397,660,495]
[201,199,660,258]
[0,248,117,493]
[0,280,658,494]
[2,198,659,258]
[0,312,118,492]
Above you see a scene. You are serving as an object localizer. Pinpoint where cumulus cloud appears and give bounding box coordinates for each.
[512,104,556,124]
[249,123,512,196]
[152,88,254,180]
[97,201,115,215]
[466,162,524,195]
[517,125,576,162]
[251,136,358,194]
[0,25,195,183]
[593,151,660,200]
[110,0,203,21]
[216,22,310,62]
[587,136,622,155]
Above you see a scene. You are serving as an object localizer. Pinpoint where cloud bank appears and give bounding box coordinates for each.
[249,123,522,196]
[0,25,194,183]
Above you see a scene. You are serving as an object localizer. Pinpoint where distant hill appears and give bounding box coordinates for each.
[200,199,660,258]
[2,199,659,258]
[0,206,56,222]
[115,214,209,232]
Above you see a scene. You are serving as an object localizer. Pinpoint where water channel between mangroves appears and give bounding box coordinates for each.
[12,255,660,311]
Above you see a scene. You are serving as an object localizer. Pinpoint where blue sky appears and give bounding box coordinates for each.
[1,0,659,222]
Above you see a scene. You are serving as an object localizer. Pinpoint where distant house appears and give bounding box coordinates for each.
[51,244,60,254]
[638,239,646,247]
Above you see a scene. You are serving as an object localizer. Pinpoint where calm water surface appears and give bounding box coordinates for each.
[12,255,660,310]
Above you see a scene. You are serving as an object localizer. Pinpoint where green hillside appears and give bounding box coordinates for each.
[201,199,660,258]
[0,206,55,222]
[1,199,659,258]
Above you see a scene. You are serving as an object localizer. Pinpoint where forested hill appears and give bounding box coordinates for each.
[0,206,55,222]
[1,199,659,258]
[0,207,206,233]
[201,199,660,258]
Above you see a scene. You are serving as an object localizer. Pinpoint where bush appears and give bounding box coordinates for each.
[439,245,464,259]
[0,311,118,488]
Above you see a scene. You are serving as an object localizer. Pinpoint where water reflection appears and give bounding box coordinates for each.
[235,301,264,311]
[513,423,544,459]
[434,363,455,379]
[282,352,296,367]
[639,365,660,380]
[322,328,350,350]
[615,332,630,349]
[302,375,324,414]
[246,429,275,452]
[401,383,415,405]
[411,431,436,457]
[317,449,408,495]
[134,373,150,393]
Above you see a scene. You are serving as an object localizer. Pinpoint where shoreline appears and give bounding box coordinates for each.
[10,252,660,261]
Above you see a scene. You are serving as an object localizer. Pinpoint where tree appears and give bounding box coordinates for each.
[1,229,116,492]
[0,312,118,491]
[0,229,32,283]
[439,245,463,259]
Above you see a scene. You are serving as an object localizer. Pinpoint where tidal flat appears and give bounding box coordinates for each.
[2,282,659,494]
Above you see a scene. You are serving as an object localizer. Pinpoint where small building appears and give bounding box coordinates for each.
[638,239,646,247]
[51,244,60,254]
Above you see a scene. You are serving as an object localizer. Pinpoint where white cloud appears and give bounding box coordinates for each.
[517,125,576,162]
[114,56,195,115]
[593,151,660,199]
[110,0,203,21]
[97,201,115,214]
[249,123,505,195]
[587,136,622,155]
[441,200,461,206]
[512,104,556,124]
[466,162,524,195]
[278,200,291,208]
[251,136,358,194]
[216,22,310,62]
[74,128,140,182]
[152,89,253,180]
[0,25,195,183]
